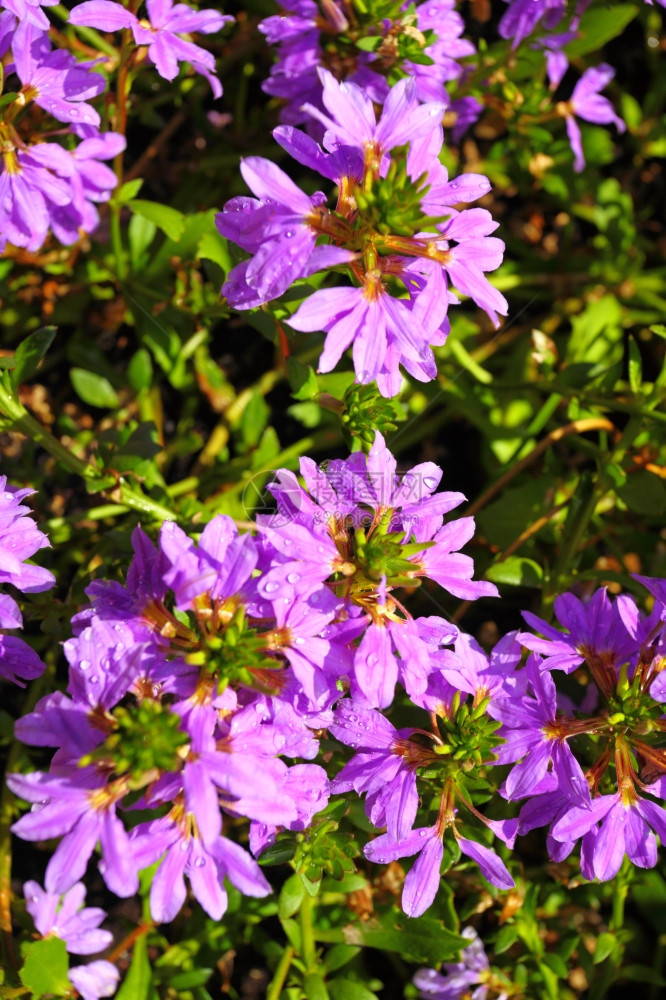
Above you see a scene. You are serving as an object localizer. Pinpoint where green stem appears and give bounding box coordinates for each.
[117,482,175,522]
[0,382,95,480]
[300,893,317,973]
[266,945,295,1000]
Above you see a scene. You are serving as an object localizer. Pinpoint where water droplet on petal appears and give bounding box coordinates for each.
[348,713,357,722]
[90,675,99,684]
[194,856,206,868]
[80,659,90,671]
[264,581,280,594]
[287,572,300,584]
[366,654,379,668]
[180,840,189,851]
[419,829,427,837]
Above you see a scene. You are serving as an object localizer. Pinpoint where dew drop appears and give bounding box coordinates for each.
[294,637,304,645]
[287,572,300,584]
[70,108,79,117]
[285,230,293,238]
[258,823,268,836]
[264,581,280,594]
[366,654,379,668]
[419,829,427,837]
[30,895,38,903]
[194,856,206,868]
[180,840,189,851]
[348,713,357,722]
[283,538,294,547]
[90,675,99,684]
[80,659,90,671]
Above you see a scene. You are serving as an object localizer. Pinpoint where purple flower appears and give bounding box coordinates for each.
[365,819,513,918]
[560,64,626,172]
[69,0,232,96]
[12,22,105,126]
[329,699,426,839]
[0,476,54,592]
[0,129,125,252]
[493,654,590,806]
[216,157,354,306]
[1,0,56,30]
[499,0,568,47]
[24,880,113,955]
[518,587,635,681]
[131,809,271,923]
[551,785,666,880]
[8,767,139,898]
[0,477,54,685]
[302,69,446,163]
[69,961,120,1000]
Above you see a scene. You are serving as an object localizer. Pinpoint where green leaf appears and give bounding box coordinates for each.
[116,934,153,1000]
[117,178,144,202]
[538,961,560,1000]
[287,357,319,401]
[618,471,666,517]
[257,837,297,866]
[0,91,20,111]
[128,348,154,392]
[541,952,569,978]
[281,918,302,953]
[494,924,519,955]
[323,945,362,974]
[278,873,306,919]
[129,212,158,264]
[621,965,666,986]
[239,391,269,448]
[168,968,215,989]
[593,932,617,965]
[130,199,186,241]
[355,35,383,51]
[486,557,543,588]
[12,326,56,387]
[651,324,666,340]
[304,972,330,1000]
[328,977,378,1000]
[565,4,638,57]
[71,368,121,409]
[197,231,233,272]
[340,916,464,965]
[628,336,642,393]
[20,937,71,998]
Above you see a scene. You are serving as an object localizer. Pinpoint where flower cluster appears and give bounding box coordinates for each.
[9,434,502,921]
[217,70,507,395]
[259,0,475,131]
[0,0,231,252]
[500,581,666,881]
[0,476,54,685]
